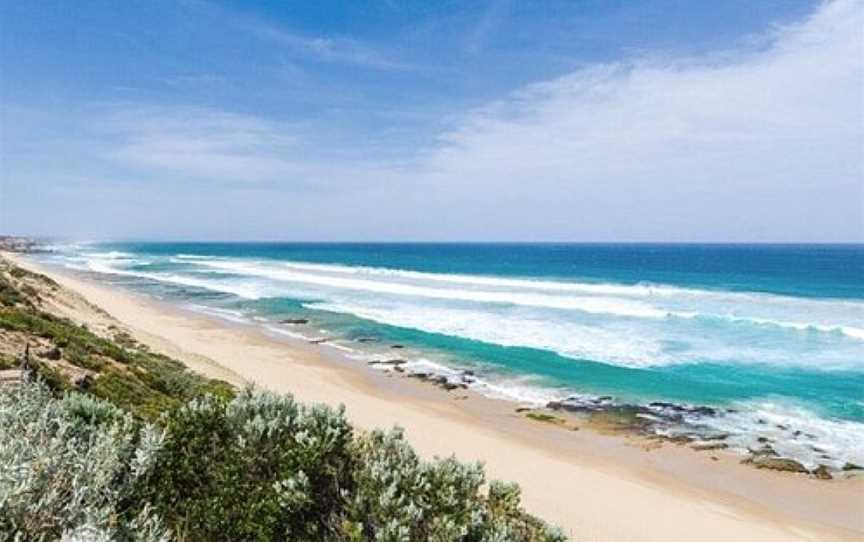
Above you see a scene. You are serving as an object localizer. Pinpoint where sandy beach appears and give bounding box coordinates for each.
[5,252,863,542]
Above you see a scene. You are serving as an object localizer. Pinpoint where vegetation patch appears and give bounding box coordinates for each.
[1,381,565,541]
[525,412,565,425]
[0,261,234,420]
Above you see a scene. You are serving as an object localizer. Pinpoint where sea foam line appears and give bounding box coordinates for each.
[188,259,672,318]
[185,258,864,340]
[72,253,864,341]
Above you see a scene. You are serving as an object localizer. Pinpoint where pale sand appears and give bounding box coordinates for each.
[6,253,863,541]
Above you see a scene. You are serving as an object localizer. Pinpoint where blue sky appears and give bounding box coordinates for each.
[1,0,861,241]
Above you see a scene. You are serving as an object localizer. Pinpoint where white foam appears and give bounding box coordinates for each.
[185,304,248,324]
[307,301,670,368]
[175,254,217,260]
[264,325,315,342]
[699,401,864,470]
[179,258,864,341]
[78,256,281,300]
[189,259,673,318]
[90,250,135,259]
[306,300,864,370]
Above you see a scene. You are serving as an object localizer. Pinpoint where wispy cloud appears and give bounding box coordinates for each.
[416,0,863,240]
[102,107,303,183]
[463,0,513,56]
[94,105,401,191]
[255,25,413,71]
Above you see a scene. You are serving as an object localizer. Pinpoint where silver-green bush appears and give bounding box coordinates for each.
[1,382,565,541]
[0,380,167,541]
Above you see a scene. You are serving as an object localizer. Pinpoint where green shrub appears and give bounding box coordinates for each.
[29,359,71,393]
[0,353,17,370]
[344,429,564,542]
[90,370,180,421]
[1,381,564,542]
[0,278,25,307]
[0,380,168,541]
[133,388,355,541]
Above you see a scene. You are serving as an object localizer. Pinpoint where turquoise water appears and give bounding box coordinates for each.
[43,242,864,468]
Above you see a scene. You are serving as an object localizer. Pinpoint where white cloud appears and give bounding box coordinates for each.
[98,106,404,191]
[102,108,304,183]
[416,0,863,240]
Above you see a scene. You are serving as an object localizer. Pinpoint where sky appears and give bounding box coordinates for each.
[1,0,862,242]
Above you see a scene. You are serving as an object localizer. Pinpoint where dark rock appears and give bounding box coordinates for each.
[356,337,379,343]
[692,442,729,452]
[391,344,405,349]
[811,465,832,480]
[39,347,62,361]
[76,375,94,390]
[743,456,808,473]
[280,318,309,325]
[842,462,864,471]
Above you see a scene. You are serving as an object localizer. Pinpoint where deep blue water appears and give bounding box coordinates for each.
[44,242,864,468]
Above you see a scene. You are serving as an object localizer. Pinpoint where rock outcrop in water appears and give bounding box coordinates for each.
[280,318,309,325]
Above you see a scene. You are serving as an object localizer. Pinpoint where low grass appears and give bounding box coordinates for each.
[0,263,234,420]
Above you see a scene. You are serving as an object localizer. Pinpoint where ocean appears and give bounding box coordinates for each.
[40,242,864,470]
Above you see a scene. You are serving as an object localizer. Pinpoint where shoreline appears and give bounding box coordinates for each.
[5,252,863,541]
